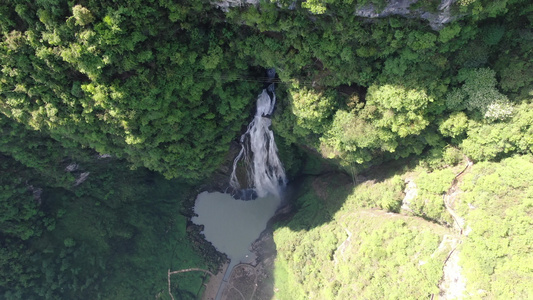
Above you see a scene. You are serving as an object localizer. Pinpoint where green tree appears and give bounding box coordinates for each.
[447,68,513,120]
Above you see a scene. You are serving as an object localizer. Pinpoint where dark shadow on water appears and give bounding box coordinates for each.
[227,187,258,201]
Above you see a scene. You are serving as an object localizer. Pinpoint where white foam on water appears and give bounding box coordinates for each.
[230,86,287,198]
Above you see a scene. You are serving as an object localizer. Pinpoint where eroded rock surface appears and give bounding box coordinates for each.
[215,0,458,30]
[402,178,417,211]
[355,0,457,30]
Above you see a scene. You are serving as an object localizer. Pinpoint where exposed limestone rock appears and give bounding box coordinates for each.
[333,228,352,265]
[421,0,456,30]
[401,178,417,212]
[215,0,457,30]
[214,0,260,11]
[355,0,457,30]
[74,172,90,186]
[439,237,467,299]
[65,163,79,172]
[27,184,43,204]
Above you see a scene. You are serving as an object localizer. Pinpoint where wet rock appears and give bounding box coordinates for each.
[74,172,90,186]
[199,141,242,194]
[229,188,258,201]
[65,163,79,172]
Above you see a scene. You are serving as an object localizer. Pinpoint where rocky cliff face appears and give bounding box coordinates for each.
[214,0,260,11]
[355,0,457,30]
[214,0,458,30]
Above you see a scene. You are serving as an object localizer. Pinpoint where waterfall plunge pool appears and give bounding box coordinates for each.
[191,191,281,278]
[193,72,286,294]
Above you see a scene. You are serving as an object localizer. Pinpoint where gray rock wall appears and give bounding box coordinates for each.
[355,0,457,30]
[215,0,458,30]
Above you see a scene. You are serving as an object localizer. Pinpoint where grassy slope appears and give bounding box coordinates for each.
[272,154,533,299]
[273,171,452,299]
[456,155,533,298]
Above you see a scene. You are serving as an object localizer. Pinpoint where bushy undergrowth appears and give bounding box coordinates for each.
[273,174,451,299]
[0,151,213,300]
[273,154,533,299]
[409,168,456,224]
[457,155,533,298]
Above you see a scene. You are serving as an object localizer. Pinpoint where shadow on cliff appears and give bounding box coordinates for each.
[276,154,418,233]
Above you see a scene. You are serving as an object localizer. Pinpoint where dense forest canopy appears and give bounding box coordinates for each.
[1,0,532,299]
[1,0,532,176]
[1,0,261,180]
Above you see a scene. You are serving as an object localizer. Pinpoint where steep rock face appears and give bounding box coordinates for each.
[401,178,417,212]
[355,0,457,30]
[197,141,242,194]
[215,0,457,30]
[214,0,260,11]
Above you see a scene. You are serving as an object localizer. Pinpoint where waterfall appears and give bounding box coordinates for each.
[230,72,287,199]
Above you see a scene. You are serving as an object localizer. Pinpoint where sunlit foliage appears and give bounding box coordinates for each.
[458,156,533,298]
[1,0,532,298]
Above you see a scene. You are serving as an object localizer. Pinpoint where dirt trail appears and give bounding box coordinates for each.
[436,158,473,299]
[443,159,473,233]
[201,229,277,300]
[201,262,229,300]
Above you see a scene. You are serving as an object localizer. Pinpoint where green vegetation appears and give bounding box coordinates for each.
[273,154,533,299]
[273,171,452,299]
[409,168,456,224]
[0,116,219,299]
[1,0,532,298]
[2,0,533,177]
[275,213,449,299]
[457,156,533,298]
[1,0,260,180]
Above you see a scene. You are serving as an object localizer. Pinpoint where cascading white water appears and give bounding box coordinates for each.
[230,83,287,199]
